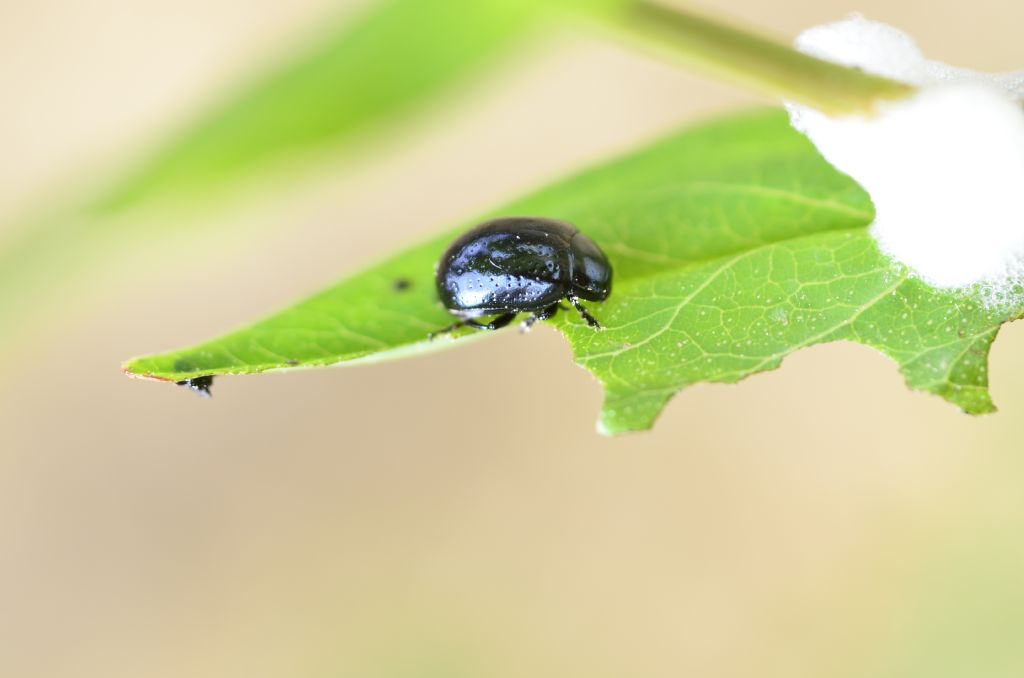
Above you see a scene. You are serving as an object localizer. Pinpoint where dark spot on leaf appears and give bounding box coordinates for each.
[285,359,300,366]
[177,375,213,398]
[393,278,412,292]
[173,358,197,372]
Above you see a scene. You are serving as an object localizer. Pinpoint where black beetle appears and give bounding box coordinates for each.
[432,217,612,337]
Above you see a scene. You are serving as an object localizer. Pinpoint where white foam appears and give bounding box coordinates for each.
[786,16,1024,293]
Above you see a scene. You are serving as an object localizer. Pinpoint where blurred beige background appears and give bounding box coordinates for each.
[3,1,1024,677]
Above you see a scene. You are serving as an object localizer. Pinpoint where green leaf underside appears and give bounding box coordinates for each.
[125,109,1024,434]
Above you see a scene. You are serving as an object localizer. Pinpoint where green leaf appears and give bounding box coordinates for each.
[124,109,1024,434]
[96,0,556,212]
[0,0,616,342]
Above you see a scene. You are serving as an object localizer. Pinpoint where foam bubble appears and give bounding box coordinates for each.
[786,16,1024,295]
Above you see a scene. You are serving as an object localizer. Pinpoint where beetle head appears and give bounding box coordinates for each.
[569,232,612,302]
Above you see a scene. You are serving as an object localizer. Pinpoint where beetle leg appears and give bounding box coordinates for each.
[428,313,516,340]
[465,313,517,331]
[538,303,560,321]
[429,313,517,340]
[520,303,560,333]
[428,321,463,340]
[568,296,602,330]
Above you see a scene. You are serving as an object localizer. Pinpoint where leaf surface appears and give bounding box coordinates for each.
[0,0,619,343]
[125,109,1024,433]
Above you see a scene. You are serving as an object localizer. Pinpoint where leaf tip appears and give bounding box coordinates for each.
[121,359,164,382]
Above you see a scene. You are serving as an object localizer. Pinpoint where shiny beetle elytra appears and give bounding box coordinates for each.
[432,217,612,337]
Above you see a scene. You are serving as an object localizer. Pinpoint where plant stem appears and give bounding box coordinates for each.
[614,1,914,115]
